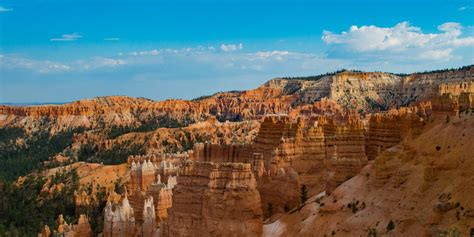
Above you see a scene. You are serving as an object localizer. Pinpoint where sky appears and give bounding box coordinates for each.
[0,0,473,103]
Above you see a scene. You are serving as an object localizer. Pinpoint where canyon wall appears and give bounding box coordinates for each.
[190,143,253,163]
[324,116,367,194]
[2,66,472,128]
[164,161,263,237]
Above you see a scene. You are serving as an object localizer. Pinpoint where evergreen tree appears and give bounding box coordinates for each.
[267,203,273,221]
[300,185,308,205]
[386,220,395,232]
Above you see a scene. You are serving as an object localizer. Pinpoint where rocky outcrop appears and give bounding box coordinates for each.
[248,116,303,214]
[190,143,253,163]
[103,195,136,237]
[432,79,474,115]
[164,161,263,237]
[324,116,367,194]
[3,66,472,129]
[145,178,173,222]
[38,225,51,237]
[39,214,92,237]
[130,158,157,191]
[6,65,474,237]
[142,197,157,237]
[190,114,367,214]
[73,215,93,237]
[366,107,424,160]
[74,191,91,217]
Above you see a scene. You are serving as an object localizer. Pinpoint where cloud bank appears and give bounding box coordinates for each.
[322,22,474,61]
[220,43,243,52]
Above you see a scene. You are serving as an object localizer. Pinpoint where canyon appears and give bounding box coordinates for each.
[0,65,473,236]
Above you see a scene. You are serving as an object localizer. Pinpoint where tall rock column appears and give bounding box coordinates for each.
[164,161,263,237]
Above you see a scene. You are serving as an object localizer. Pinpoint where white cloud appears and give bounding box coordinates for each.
[38,63,72,73]
[418,49,453,61]
[104,38,120,41]
[220,43,243,52]
[253,51,290,61]
[322,21,474,61]
[0,56,72,73]
[130,49,160,56]
[0,6,12,12]
[0,55,129,74]
[127,46,217,57]
[50,33,82,41]
[96,58,126,67]
[458,6,467,11]
[76,57,127,70]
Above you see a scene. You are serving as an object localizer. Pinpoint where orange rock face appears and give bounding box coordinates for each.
[38,214,92,237]
[164,161,263,237]
[7,66,474,237]
[103,195,136,237]
[324,116,367,194]
[73,215,93,237]
[190,143,253,163]
[189,114,369,214]
[130,158,157,191]
[145,181,173,222]
[366,108,425,160]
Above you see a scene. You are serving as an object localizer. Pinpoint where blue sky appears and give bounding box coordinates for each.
[1,0,473,103]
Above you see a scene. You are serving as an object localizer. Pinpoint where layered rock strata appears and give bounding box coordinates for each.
[366,108,424,160]
[103,195,136,237]
[324,116,367,194]
[164,161,263,237]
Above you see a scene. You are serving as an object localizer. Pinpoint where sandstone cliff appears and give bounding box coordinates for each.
[263,113,474,237]
[164,161,263,237]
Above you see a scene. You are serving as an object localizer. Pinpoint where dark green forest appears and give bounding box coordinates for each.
[0,127,85,182]
[0,169,79,236]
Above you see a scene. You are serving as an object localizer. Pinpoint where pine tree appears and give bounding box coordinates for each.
[386,220,395,232]
[300,185,308,205]
[267,203,273,221]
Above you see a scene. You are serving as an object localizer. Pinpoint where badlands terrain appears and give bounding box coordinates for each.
[0,65,473,236]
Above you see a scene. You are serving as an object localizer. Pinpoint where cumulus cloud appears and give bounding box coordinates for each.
[322,22,474,61]
[50,33,82,41]
[0,6,12,12]
[220,43,243,52]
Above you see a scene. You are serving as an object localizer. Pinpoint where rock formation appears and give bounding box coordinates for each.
[366,107,424,160]
[74,191,91,217]
[130,158,157,191]
[103,194,136,237]
[190,143,253,163]
[164,161,263,237]
[4,65,474,237]
[38,214,92,237]
[263,113,474,237]
[324,115,367,194]
[145,176,174,222]
[73,215,93,237]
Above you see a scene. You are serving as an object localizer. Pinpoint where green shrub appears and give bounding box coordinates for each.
[386,220,395,232]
